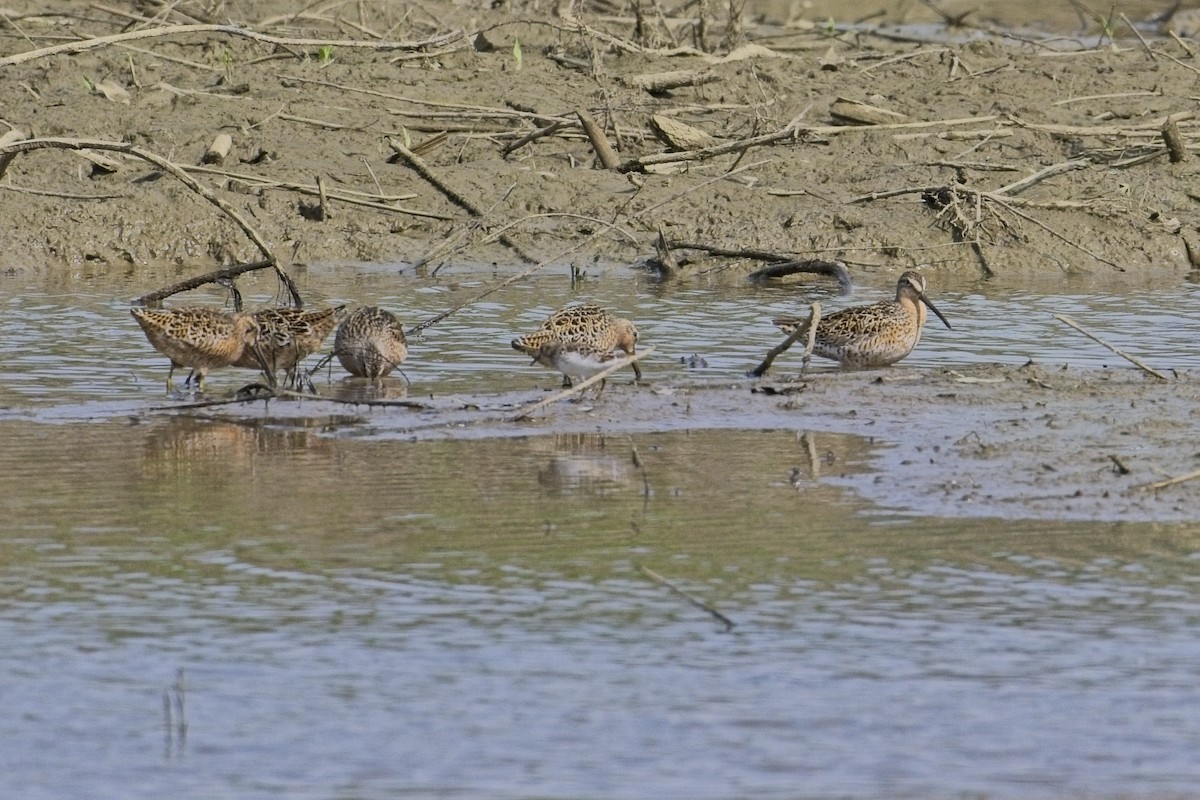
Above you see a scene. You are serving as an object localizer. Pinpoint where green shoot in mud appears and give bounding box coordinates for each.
[317,45,334,65]
[1093,7,1117,47]
[512,39,522,71]
[219,48,234,79]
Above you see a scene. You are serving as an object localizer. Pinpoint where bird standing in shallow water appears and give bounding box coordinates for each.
[131,306,259,391]
[511,303,642,384]
[528,340,634,396]
[334,306,408,382]
[232,306,345,381]
[772,270,951,367]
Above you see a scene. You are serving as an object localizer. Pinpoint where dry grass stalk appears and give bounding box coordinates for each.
[509,347,655,421]
[0,24,464,67]
[1053,314,1169,380]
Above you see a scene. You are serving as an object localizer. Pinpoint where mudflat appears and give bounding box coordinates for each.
[2,0,1199,520]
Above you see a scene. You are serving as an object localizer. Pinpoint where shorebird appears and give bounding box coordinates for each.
[528,340,634,396]
[232,306,345,380]
[511,303,642,384]
[130,306,259,391]
[772,270,951,367]
[334,306,408,382]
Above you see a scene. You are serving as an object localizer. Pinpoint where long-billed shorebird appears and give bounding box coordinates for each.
[232,306,345,379]
[131,306,259,391]
[511,303,642,384]
[772,270,951,367]
[334,306,408,382]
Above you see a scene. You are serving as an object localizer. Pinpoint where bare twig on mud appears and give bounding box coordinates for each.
[1162,114,1190,163]
[508,347,655,421]
[0,24,464,68]
[1118,12,1158,60]
[992,159,1088,196]
[987,195,1125,271]
[1052,314,1169,380]
[637,563,735,632]
[616,123,808,173]
[183,164,447,219]
[1052,89,1162,106]
[386,136,538,264]
[750,302,821,377]
[0,183,127,200]
[1007,112,1197,138]
[282,75,573,127]
[503,120,569,157]
[1135,467,1200,492]
[576,108,620,169]
[859,46,950,73]
[0,136,286,269]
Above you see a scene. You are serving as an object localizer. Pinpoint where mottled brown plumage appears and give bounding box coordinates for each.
[773,271,951,367]
[511,303,642,382]
[334,306,408,382]
[232,306,345,375]
[131,306,259,391]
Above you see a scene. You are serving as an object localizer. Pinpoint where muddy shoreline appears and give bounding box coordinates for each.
[3,1,1200,522]
[3,1,1200,278]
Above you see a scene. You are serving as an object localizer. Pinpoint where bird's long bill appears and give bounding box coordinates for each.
[919,292,952,330]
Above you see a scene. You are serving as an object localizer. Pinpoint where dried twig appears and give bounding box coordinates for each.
[0,137,291,276]
[0,24,464,67]
[576,108,620,169]
[135,260,302,308]
[637,563,735,632]
[751,302,821,377]
[1135,467,1200,492]
[992,159,1088,196]
[386,136,537,263]
[1053,314,1169,380]
[508,347,654,421]
[747,259,853,293]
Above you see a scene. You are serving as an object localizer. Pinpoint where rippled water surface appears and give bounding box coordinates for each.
[3,263,1200,406]
[3,263,1200,798]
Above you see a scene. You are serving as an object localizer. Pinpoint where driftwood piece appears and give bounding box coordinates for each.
[624,70,719,93]
[746,259,853,294]
[830,97,908,125]
[649,115,719,150]
[576,108,620,169]
[1162,115,1190,163]
[202,133,232,165]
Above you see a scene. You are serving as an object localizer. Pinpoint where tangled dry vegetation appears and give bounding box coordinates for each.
[1,0,1199,282]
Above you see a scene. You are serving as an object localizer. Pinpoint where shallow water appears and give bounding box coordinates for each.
[3,263,1200,798]
[2,262,1199,407]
